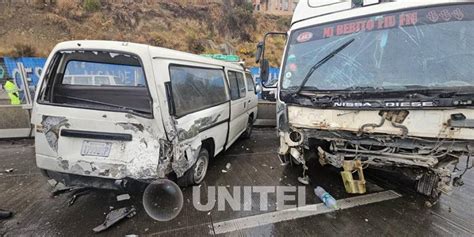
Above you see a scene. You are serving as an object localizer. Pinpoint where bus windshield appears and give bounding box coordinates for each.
[281,4,474,92]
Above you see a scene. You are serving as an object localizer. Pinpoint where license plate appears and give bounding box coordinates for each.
[81,141,112,157]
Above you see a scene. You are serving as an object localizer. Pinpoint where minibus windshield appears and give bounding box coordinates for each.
[281,4,474,93]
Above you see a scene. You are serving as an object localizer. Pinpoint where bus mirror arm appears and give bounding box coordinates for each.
[255,41,264,64]
[260,59,271,87]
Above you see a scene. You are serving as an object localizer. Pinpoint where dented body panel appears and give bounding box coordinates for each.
[32,40,257,188]
[35,108,164,180]
[287,106,474,140]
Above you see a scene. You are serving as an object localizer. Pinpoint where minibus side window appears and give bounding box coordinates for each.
[227,71,240,100]
[236,72,246,98]
[245,73,256,93]
[169,65,228,117]
[228,71,247,99]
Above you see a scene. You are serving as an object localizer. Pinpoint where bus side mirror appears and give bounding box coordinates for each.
[256,32,287,88]
[256,42,264,64]
[260,59,269,84]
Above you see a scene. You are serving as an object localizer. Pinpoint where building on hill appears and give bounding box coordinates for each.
[252,0,299,15]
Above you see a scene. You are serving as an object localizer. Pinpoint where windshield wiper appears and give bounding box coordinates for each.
[293,38,355,94]
[342,86,382,92]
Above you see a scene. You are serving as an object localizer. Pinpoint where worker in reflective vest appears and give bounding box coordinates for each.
[3,78,20,105]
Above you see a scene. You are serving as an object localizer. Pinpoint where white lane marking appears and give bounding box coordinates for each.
[210,190,402,234]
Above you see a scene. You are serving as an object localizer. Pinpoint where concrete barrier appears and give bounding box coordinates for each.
[0,106,30,129]
[0,90,10,105]
[0,105,32,138]
[255,101,276,127]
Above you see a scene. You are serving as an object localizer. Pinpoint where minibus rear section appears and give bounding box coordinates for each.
[32,47,168,188]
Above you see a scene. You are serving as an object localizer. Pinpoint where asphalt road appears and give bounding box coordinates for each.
[0,128,473,236]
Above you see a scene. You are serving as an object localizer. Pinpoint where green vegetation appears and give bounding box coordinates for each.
[220,0,256,41]
[83,0,101,12]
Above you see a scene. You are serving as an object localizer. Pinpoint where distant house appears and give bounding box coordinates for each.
[252,0,299,15]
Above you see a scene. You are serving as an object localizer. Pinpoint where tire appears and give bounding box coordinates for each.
[177,148,210,187]
[241,117,253,139]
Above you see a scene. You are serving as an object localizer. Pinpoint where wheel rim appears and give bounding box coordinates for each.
[193,155,208,183]
[246,120,252,134]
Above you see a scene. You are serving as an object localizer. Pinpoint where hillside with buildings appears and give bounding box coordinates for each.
[0,0,294,66]
[252,0,299,15]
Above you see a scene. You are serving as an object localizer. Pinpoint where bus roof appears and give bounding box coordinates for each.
[292,0,474,25]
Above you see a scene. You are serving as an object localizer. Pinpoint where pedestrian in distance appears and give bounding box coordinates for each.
[3,77,21,105]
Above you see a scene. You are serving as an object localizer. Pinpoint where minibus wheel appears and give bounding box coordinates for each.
[177,148,209,187]
[241,117,253,139]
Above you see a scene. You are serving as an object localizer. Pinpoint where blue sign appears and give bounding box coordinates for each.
[0,57,46,103]
[0,57,46,86]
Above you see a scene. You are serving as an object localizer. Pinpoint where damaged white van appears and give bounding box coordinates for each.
[32,40,257,190]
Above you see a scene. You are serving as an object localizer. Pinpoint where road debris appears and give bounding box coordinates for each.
[49,181,93,206]
[50,185,84,197]
[50,187,74,197]
[116,194,131,202]
[68,188,92,207]
[0,209,13,220]
[93,206,137,233]
[47,179,58,187]
[49,180,74,197]
[221,163,232,174]
[4,168,14,173]
[297,176,310,185]
[314,186,338,209]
